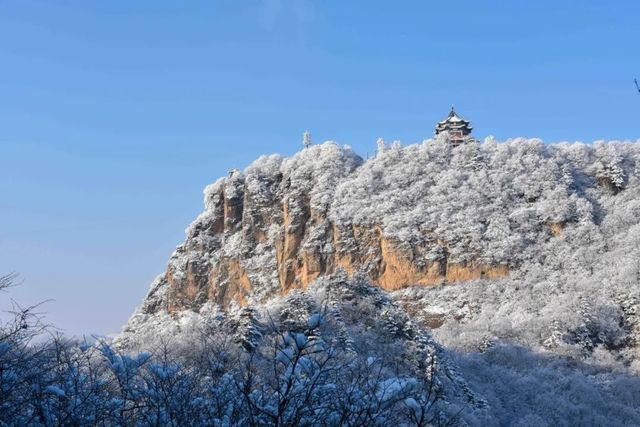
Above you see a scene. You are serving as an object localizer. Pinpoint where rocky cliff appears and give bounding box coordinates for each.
[134,138,640,318]
[141,141,546,316]
[119,138,640,425]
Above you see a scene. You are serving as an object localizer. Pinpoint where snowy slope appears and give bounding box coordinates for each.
[119,137,640,425]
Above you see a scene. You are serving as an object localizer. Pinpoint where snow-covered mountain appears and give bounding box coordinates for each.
[119,138,640,425]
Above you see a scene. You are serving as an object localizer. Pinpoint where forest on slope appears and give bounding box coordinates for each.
[130,137,640,369]
[3,138,640,425]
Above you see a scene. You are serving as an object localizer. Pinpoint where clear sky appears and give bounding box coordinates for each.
[1,1,639,336]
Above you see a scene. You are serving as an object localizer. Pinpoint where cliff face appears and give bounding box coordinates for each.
[139,140,586,316]
[165,177,509,313]
[119,139,640,426]
[135,139,639,317]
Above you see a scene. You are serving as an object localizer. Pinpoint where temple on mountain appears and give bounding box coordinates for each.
[435,107,473,147]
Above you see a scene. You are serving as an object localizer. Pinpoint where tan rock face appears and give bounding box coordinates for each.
[547,222,564,237]
[163,177,509,312]
[377,235,444,290]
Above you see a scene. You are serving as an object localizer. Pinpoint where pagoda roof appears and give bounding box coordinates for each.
[437,106,471,127]
[436,122,470,130]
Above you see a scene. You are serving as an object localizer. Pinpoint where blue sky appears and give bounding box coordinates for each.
[1,1,639,335]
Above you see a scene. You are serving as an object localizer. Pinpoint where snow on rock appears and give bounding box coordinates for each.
[110,137,640,425]
[125,139,640,321]
[122,139,640,365]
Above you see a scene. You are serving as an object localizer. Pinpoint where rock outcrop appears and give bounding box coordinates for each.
[135,138,637,316]
[167,183,509,313]
[146,143,529,315]
[118,139,640,426]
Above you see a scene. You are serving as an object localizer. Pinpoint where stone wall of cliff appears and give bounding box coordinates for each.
[138,138,633,315]
[160,158,508,314]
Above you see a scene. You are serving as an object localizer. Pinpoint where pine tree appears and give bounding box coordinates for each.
[234,307,263,352]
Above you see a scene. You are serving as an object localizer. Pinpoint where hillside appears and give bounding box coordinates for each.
[114,138,640,424]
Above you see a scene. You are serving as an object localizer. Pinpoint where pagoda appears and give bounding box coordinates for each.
[435,106,473,147]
